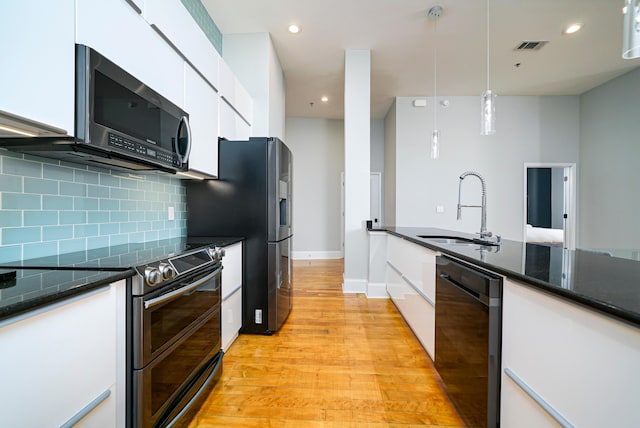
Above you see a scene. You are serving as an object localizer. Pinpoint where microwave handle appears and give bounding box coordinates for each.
[176,116,192,164]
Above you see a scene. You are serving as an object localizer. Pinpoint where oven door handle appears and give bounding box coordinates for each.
[144,266,221,310]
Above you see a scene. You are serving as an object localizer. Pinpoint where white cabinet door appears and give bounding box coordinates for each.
[145,0,220,90]
[76,0,184,108]
[222,289,242,351]
[219,99,250,141]
[185,65,219,177]
[221,242,243,350]
[0,0,75,134]
[501,279,640,427]
[218,60,253,126]
[0,283,123,426]
[386,235,437,359]
[222,242,243,299]
[386,262,436,359]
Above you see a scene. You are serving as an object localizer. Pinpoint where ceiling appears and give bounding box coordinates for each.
[202,0,640,119]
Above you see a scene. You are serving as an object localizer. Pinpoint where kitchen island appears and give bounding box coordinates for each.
[371,227,640,427]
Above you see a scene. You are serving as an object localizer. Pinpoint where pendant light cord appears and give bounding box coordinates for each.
[434,17,438,128]
[486,0,490,89]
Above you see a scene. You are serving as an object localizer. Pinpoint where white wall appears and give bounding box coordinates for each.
[391,96,580,240]
[285,118,344,259]
[223,33,285,140]
[579,67,640,250]
[384,100,397,226]
[370,119,384,173]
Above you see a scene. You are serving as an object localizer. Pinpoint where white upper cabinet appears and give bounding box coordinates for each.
[0,0,75,135]
[218,60,253,126]
[76,0,184,109]
[184,64,219,178]
[219,99,251,142]
[144,0,221,90]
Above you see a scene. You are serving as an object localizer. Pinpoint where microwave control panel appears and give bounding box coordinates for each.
[108,133,181,167]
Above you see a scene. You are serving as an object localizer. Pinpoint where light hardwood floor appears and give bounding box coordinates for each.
[190,259,464,427]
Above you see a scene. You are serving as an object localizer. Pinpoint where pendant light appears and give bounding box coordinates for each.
[428,5,443,159]
[623,0,640,59]
[480,0,496,135]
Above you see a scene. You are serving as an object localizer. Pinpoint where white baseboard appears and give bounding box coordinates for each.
[292,250,343,260]
[367,282,388,299]
[342,278,367,293]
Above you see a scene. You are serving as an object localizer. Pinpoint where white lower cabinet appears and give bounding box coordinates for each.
[501,279,640,427]
[0,280,126,427]
[221,242,243,350]
[385,234,438,359]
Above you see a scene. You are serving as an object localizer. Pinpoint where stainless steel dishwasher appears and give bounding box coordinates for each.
[435,255,503,428]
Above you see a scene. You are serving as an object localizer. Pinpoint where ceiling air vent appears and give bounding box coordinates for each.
[514,41,548,51]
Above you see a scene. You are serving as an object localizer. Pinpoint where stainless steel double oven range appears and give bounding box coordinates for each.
[129,241,225,427]
[0,238,224,427]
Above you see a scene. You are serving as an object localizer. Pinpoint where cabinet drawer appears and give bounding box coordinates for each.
[386,263,435,359]
[387,234,437,301]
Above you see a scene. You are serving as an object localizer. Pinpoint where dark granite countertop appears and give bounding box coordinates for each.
[375,227,640,328]
[0,268,133,322]
[0,236,244,321]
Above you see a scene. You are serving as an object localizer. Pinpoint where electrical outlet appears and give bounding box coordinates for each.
[436,205,445,213]
[167,206,175,220]
[255,309,263,324]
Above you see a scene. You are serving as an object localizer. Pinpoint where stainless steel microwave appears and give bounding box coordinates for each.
[0,45,191,173]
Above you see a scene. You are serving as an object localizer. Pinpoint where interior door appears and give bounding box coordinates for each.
[370,172,382,228]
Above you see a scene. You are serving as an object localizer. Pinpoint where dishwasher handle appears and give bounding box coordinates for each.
[438,273,490,306]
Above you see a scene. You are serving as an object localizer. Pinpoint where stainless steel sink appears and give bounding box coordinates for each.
[417,235,500,247]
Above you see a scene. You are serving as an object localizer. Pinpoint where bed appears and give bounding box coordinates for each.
[526,224,564,244]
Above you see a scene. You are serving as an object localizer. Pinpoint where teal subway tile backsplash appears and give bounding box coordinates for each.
[60,181,86,197]
[0,246,20,263]
[60,211,87,225]
[24,242,58,260]
[2,157,42,177]
[3,227,41,245]
[74,197,99,211]
[74,224,99,238]
[75,169,99,184]
[24,211,58,226]
[2,193,41,210]
[180,0,223,54]
[88,185,109,198]
[0,211,21,227]
[43,195,73,210]
[0,151,187,262]
[88,211,110,223]
[24,177,58,195]
[43,164,74,181]
[100,223,120,236]
[43,226,73,241]
[0,175,21,192]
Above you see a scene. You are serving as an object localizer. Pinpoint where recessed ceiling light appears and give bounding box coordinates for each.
[321,96,328,102]
[563,23,583,35]
[288,24,301,34]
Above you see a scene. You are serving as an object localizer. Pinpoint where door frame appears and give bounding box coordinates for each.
[523,163,577,249]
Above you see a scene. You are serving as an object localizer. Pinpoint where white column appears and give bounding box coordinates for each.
[343,49,371,293]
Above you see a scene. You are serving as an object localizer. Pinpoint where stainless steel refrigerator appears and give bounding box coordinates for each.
[186,137,292,334]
